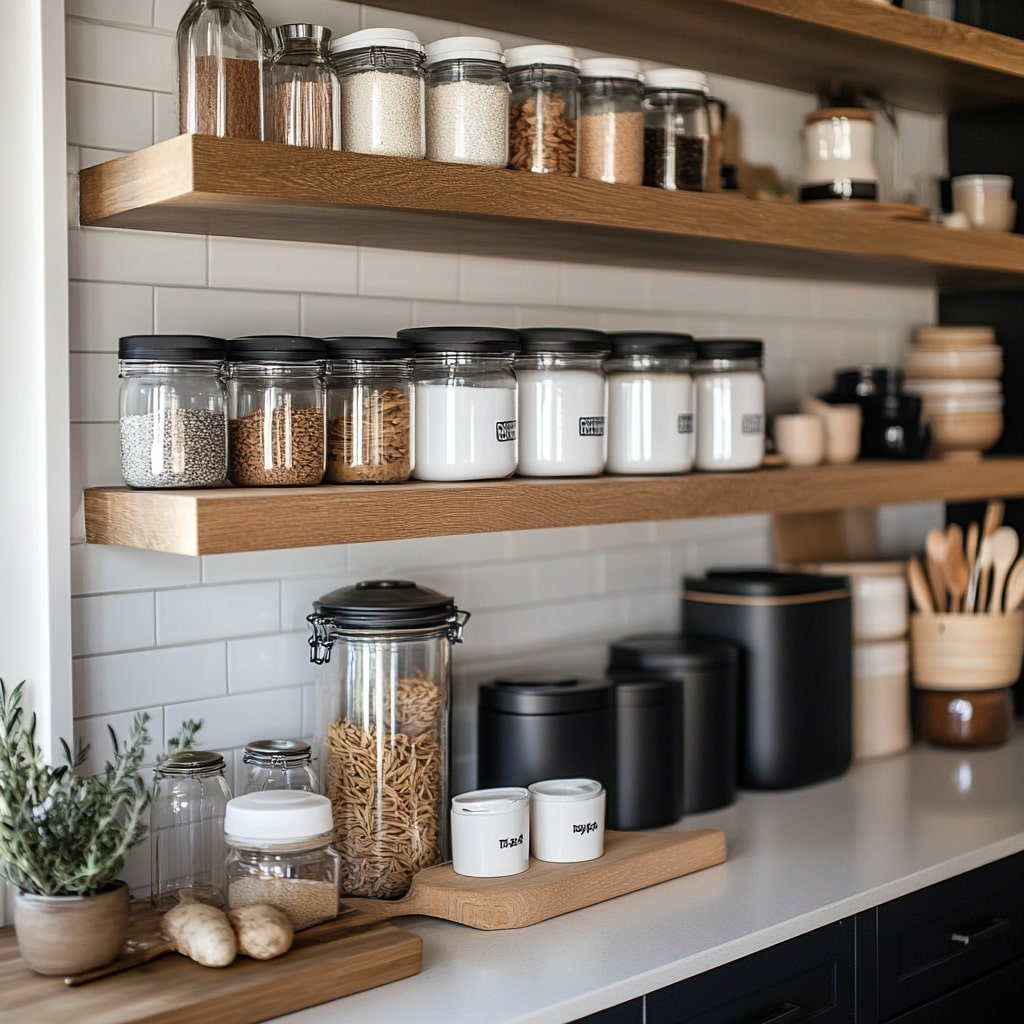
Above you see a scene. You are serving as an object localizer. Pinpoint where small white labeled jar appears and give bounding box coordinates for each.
[605,331,695,474]
[399,327,520,481]
[528,778,605,863]
[516,328,609,477]
[450,787,530,877]
[693,339,765,471]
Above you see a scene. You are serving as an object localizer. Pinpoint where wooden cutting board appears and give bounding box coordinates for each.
[343,827,727,930]
[0,904,421,1024]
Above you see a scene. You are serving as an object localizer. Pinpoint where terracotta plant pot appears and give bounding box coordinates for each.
[13,880,130,976]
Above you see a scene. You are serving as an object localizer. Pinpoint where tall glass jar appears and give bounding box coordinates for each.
[118,334,227,489]
[398,326,520,481]
[241,739,319,794]
[578,57,644,186]
[225,791,340,929]
[605,331,696,475]
[330,27,425,159]
[515,328,609,477]
[308,579,470,899]
[693,338,765,471]
[264,24,340,150]
[642,68,710,192]
[506,44,580,175]
[424,36,509,168]
[323,337,413,484]
[176,0,270,139]
[151,751,233,909]
[226,336,326,486]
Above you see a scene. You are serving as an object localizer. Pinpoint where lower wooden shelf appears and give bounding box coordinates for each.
[83,457,1024,556]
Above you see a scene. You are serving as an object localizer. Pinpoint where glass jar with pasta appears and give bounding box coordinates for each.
[308,580,470,899]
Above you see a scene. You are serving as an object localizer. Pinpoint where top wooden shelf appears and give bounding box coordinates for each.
[399,0,1024,115]
[79,135,1024,289]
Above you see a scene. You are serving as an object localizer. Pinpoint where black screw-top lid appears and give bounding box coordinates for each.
[312,579,457,629]
[397,326,522,354]
[478,677,613,715]
[323,336,413,360]
[683,569,849,598]
[227,336,326,361]
[607,331,696,358]
[516,328,609,356]
[694,338,763,361]
[607,632,739,677]
[119,335,226,360]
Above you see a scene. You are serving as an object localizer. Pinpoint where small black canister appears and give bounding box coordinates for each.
[682,570,852,791]
[476,677,615,806]
[607,633,739,813]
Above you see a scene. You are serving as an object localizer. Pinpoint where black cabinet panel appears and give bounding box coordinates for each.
[646,920,856,1024]
[885,955,1024,1024]
[571,1000,644,1024]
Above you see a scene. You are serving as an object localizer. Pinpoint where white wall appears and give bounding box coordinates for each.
[63,0,941,893]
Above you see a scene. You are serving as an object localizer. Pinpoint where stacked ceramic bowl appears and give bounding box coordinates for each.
[904,325,1003,461]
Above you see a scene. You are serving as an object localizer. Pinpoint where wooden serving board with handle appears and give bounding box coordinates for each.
[0,904,421,1024]
[342,827,727,930]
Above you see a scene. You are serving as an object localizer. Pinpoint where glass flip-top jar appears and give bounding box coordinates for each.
[693,338,765,471]
[330,27,425,159]
[242,739,319,794]
[398,326,520,481]
[308,580,470,900]
[264,24,340,150]
[118,334,228,489]
[515,328,609,477]
[605,331,696,475]
[642,67,710,191]
[578,57,644,186]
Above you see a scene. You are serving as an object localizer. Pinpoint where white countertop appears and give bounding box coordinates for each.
[274,727,1024,1024]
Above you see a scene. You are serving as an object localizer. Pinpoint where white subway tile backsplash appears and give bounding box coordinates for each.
[74,642,226,717]
[72,544,200,596]
[227,632,312,694]
[73,592,156,656]
[602,543,675,592]
[358,5,462,43]
[75,708,164,777]
[70,227,207,286]
[66,0,154,26]
[347,532,509,573]
[152,0,190,30]
[505,526,586,558]
[153,91,175,144]
[70,352,119,422]
[202,546,348,585]
[300,293,413,337]
[70,421,123,491]
[165,692,303,751]
[66,80,153,151]
[69,281,154,351]
[459,256,561,306]
[66,19,174,93]
[156,582,280,646]
[411,300,518,328]
[209,237,359,296]
[359,248,459,301]
[559,263,652,313]
[154,286,300,336]
[458,561,538,611]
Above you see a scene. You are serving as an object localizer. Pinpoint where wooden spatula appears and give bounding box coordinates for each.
[944,524,968,613]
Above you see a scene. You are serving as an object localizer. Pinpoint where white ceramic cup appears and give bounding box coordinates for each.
[450,788,530,878]
[773,413,826,467]
[951,174,1015,232]
[528,778,606,863]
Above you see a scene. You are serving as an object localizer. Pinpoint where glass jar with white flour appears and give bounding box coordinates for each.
[693,339,765,471]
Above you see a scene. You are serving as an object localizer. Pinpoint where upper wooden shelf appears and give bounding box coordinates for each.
[84,458,1024,556]
[401,0,1024,115]
[79,135,1024,289]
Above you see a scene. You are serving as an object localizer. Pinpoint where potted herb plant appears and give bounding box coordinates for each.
[0,678,200,975]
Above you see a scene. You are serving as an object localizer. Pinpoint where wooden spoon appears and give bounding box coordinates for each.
[944,528,969,613]
[965,521,979,598]
[907,554,935,615]
[987,526,1019,614]
[1003,558,1024,614]
[924,527,948,612]
[978,501,1005,611]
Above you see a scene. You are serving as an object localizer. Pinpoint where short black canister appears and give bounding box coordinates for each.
[476,677,615,808]
[607,633,738,813]
[682,570,852,791]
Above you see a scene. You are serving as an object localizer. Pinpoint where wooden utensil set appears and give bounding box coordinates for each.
[909,501,1024,615]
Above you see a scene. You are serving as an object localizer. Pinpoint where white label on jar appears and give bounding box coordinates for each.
[413,382,517,480]
[694,371,764,471]
[606,373,694,474]
[516,369,607,476]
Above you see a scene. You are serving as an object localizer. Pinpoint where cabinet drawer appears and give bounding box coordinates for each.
[645,920,856,1024]
[571,999,644,1024]
[875,851,1024,1019]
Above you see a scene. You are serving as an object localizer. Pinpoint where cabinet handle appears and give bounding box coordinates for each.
[755,1003,802,1024]
[949,917,1011,947]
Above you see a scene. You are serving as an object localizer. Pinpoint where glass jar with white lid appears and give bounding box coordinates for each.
[515,328,609,477]
[605,331,696,475]
[578,57,644,186]
[642,67,710,191]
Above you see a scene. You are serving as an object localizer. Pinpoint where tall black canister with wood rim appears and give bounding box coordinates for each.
[682,570,852,790]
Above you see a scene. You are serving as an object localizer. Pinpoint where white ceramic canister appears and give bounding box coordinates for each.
[692,339,765,471]
[803,561,909,642]
[853,639,910,760]
[605,331,695,474]
[399,326,520,481]
[515,328,609,476]
[528,778,605,863]
[799,107,878,202]
[450,787,530,877]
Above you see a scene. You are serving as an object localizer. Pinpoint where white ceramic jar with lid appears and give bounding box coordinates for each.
[515,327,609,477]
[330,27,425,158]
[693,338,765,471]
[528,778,605,863]
[642,68,710,191]
[450,787,530,877]
[424,36,509,167]
[799,107,878,202]
[605,331,696,474]
[578,57,644,186]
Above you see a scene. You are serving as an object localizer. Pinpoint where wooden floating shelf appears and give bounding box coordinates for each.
[84,458,1024,556]
[391,0,1024,114]
[79,135,1024,289]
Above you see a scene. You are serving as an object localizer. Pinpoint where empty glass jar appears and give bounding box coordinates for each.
[242,739,319,794]
[264,23,340,149]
